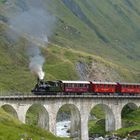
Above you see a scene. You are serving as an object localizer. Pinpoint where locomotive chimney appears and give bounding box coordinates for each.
[37,77,40,84]
[37,76,44,84]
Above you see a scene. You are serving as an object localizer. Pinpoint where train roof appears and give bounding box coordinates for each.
[60,80,90,84]
[91,81,117,85]
[119,82,140,85]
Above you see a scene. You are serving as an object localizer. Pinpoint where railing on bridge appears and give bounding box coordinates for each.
[0,92,140,100]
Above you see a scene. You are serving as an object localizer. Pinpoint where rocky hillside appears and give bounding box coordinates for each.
[0,0,140,92]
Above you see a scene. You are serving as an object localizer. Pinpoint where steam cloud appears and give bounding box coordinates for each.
[28,46,45,80]
[7,1,56,80]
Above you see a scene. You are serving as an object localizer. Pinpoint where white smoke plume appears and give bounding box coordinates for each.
[7,0,56,80]
[28,46,45,80]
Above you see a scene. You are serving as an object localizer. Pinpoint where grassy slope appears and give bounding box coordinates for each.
[0,108,70,140]
[0,0,140,92]
[49,0,140,71]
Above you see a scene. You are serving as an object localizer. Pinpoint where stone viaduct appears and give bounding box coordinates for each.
[0,95,140,140]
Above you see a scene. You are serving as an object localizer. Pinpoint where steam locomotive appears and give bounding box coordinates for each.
[32,79,140,95]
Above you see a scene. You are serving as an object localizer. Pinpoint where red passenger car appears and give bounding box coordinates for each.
[117,83,140,95]
[91,81,117,94]
[60,81,90,93]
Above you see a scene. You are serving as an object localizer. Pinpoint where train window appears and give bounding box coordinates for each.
[65,84,68,87]
[79,84,83,87]
[68,83,72,87]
